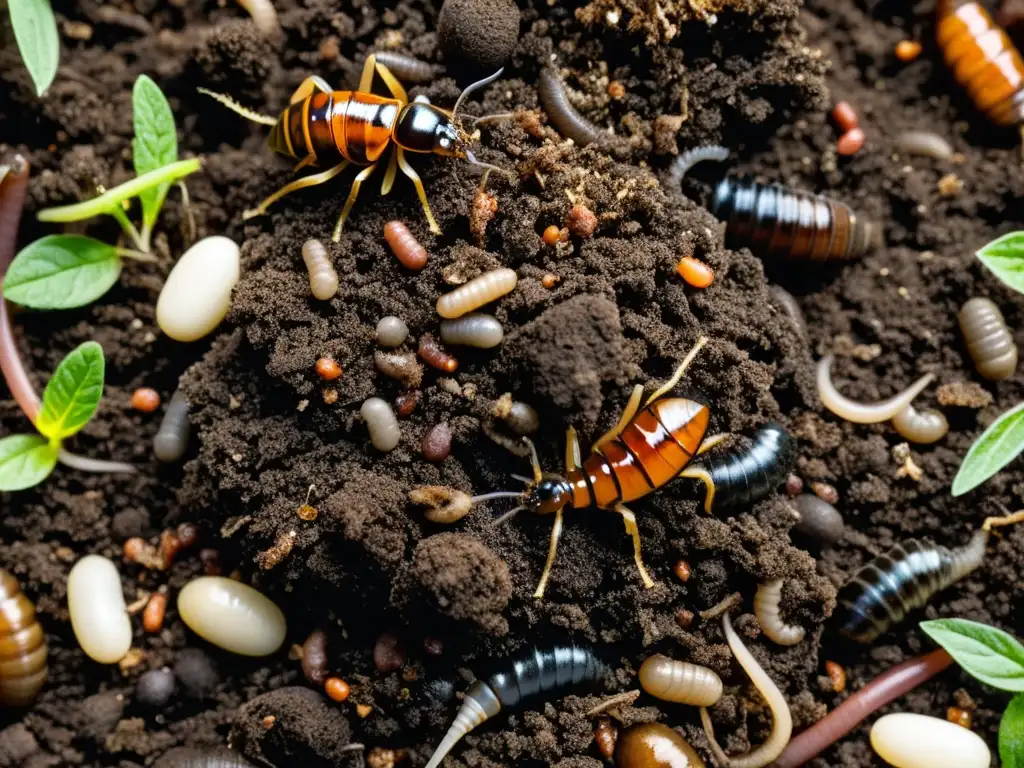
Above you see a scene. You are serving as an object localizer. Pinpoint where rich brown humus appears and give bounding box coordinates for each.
[0,569,47,706]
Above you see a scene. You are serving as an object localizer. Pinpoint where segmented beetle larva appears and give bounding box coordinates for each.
[361,397,401,452]
[638,655,723,707]
[367,52,440,84]
[154,390,190,463]
[615,723,706,768]
[374,350,424,388]
[440,313,504,348]
[958,297,1018,381]
[538,68,605,148]
[384,221,428,271]
[301,239,339,300]
[418,334,458,372]
[0,570,47,707]
[895,131,955,160]
[409,485,473,523]
[692,423,796,513]
[937,0,1024,127]
[891,404,949,444]
[436,267,517,318]
[425,645,606,768]
[754,579,806,646]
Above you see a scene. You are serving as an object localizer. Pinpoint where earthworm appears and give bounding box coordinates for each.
[958,297,1018,380]
[753,580,805,646]
[894,131,955,159]
[891,404,949,444]
[638,655,723,706]
[0,569,48,706]
[767,285,807,339]
[376,316,409,348]
[153,748,258,768]
[538,68,604,148]
[384,221,428,271]
[374,350,424,388]
[700,612,792,768]
[791,494,845,547]
[154,390,191,463]
[371,51,440,83]
[440,313,504,348]
[666,144,730,189]
[418,333,458,372]
[436,267,517,318]
[409,485,473,523]
[302,239,339,300]
[361,397,401,452]
[615,723,706,768]
[492,394,540,435]
[425,645,606,768]
[767,649,953,768]
[697,423,796,512]
[817,355,935,424]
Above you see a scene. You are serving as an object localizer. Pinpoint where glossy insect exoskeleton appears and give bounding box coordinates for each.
[0,569,48,707]
[615,723,706,768]
[425,645,606,768]
[937,0,1024,127]
[638,655,723,706]
[200,57,506,242]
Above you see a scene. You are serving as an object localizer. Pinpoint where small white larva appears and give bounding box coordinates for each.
[302,239,339,300]
[361,397,401,452]
[67,555,132,664]
[436,268,517,319]
[638,655,723,707]
[440,314,504,348]
[177,577,286,657]
[891,403,949,444]
[754,579,806,646]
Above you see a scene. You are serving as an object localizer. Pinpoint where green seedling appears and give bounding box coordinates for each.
[922,618,1024,768]
[3,76,198,311]
[952,231,1024,496]
[8,0,59,97]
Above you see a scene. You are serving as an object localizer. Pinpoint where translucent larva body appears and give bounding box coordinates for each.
[700,423,796,512]
[440,313,504,348]
[0,570,47,707]
[425,645,606,768]
[154,390,190,463]
[871,713,990,768]
[709,177,880,261]
[754,580,806,646]
[538,69,604,148]
[958,297,1017,380]
[835,530,988,643]
[368,52,439,84]
[67,555,132,664]
[177,577,286,657]
[301,239,339,300]
[361,397,401,452]
[894,131,955,160]
[384,221,428,271]
[418,334,458,372]
[615,723,706,768]
[436,267,517,318]
[891,404,949,444]
[638,655,723,707]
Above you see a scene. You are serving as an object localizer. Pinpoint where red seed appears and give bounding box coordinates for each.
[831,101,859,133]
[395,390,420,417]
[417,334,458,373]
[384,221,428,271]
[836,128,866,156]
[131,388,161,413]
[566,204,598,238]
[325,677,351,702]
[676,256,714,288]
[422,423,452,462]
[143,591,168,633]
[315,357,342,381]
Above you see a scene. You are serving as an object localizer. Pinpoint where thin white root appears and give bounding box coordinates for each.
[58,449,136,474]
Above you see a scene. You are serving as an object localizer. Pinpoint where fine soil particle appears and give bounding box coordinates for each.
[1,0,1022,766]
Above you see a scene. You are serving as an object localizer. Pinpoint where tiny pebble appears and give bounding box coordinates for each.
[131,388,161,412]
[566,204,598,237]
[136,668,176,708]
[376,316,409,348]
[541,273,560,288]
[157,236,240,342]
[422,423,452,462]
[315,357,342,381]
[373,630,406,672]
[173,648,219,699]
[675,609,695,629]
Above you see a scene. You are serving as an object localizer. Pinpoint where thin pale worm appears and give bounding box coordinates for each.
[894,131,954,160]
[538,68,604,147]
[436,267,517,318]
[440,314,504,348]
[666,145,730,190]
[817,355,935,424]
[234,0,280,37]
[638,655,723,706]
[958,297,1017,380]
[154,391,191,463]
[371,51,440,83]
[768,285,807,339]
[361,397,401,452]
[302,239,339,300]
[891,404,949,443]
[753,580,805,646]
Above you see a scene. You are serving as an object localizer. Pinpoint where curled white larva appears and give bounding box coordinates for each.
[891,404,949,444]
[894,131,954,160]
[754,580,806,646]
[440,314,504,348]
[870,713,990,768]
[639,655,723,707]
[361,397,401,452]
[376,316,409,348]
[302,239,339,300]
[436,268,517,319]
[157,236,241,342]
[817,355,935,424]
[177,577,286,657]
[68,555,132,664]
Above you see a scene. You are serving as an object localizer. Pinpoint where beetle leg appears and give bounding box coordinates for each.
[359,54,377,93]
[397,148,441,234]
[592,385,644,453]
[375,61,409,103]
[615,504,655,589]
[289,75,332,105]
[292,155,317,174]
[522,437,543,483]
[381,149,399,195]
[332,162,379,242]
[565,426,582,473]
[533,507,565,599]
[696,432,730,456]
[645,335,708,404]
[680,465,716,513]
[243,161,348,220]
[197,88,277,126]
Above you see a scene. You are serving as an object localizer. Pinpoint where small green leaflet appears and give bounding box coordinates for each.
[3,235,122,310]
[8,0,59,97]
[921,618,1024,692]
[1001,695,1024,768]
[952,401,1024,496]
[36,341,105,441]
[132,75,178,229]
[977,232,1024,296]
[0,435,59,491]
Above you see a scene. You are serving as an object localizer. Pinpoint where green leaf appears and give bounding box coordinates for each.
[921,618,1024,691]
[132,75,178,229]
[4,235,122,310]
[0,435,58,491]
[952,401,1024,496]
[37,341,105,441]
[8,0,59,97]
[977,231,1024,296]
[1001,695,1024,768]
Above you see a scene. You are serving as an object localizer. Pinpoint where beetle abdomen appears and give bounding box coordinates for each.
[486,645,606,706]
[705,422,795,510]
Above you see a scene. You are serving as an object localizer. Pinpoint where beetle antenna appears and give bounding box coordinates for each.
[465,150,513,177]
[452,68,505,120]
[470,491,523,504]
[510,473,532,483]
[492,506,525,526]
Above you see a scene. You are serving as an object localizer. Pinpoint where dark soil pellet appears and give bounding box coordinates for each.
[173,649,220,700]
[373,630,406,672]
[438,0,519,73]
[136,668,177,708]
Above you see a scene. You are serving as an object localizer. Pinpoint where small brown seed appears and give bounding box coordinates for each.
[947,706,972,729]
[810,481,839,504]
[325,677,351,702]
[131,388,161,413]
[373,630,406,672]
[594,714,617,759]
[825,660,846,692]
[542,225,563,246]
[675,609,695,629]
[302,629,329,686]
[395,390,420,416]
[143,591,168,633]
[422,423,452,462]
[566,204,598,237]
[673,559,692,583]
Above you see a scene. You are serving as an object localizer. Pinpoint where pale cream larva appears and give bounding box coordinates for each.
[157,236,241,342]
[638,655,723,707]
[870,713,990,768]
[754,579,806,646]
[436,268,517,319]
[67,555,132,664]
[302,239,339,300]
[177,577,286,657]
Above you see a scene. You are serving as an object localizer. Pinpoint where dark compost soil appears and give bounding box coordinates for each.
[1,0,1023,764]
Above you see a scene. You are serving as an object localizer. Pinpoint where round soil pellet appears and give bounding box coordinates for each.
[792,494,845,547]
[422,423,452,461]
[438,0,519,73]
[173,648,220,699]
[136,667,176,708]
[376,316,409,348]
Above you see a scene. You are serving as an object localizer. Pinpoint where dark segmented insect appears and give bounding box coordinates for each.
[835,511,1023,643]
[425,645,607,768]
[538,68,605,148]
[0,569,48,707]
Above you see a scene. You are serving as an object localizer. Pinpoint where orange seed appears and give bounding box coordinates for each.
[315,357,342,381]
[542,225,562,246]
[325,677,351,702]
[895,40,923,62]
[825,660,847,692]
[831,101,859,133]
[836,127,866,156]
[131,388,161,413]
[676,256,714,288]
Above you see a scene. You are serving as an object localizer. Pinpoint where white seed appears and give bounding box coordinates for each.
[376,316,409,348]
[870,713,990,768]
[361,397,401,452]
[157,236,241,342]
[67,555,132,664]
[440,314,504,348]
[177,577,286,657]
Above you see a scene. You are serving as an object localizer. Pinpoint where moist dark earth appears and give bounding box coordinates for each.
[1,0,1023,764]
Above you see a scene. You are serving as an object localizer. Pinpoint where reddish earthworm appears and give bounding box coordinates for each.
[538,68,604,148]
